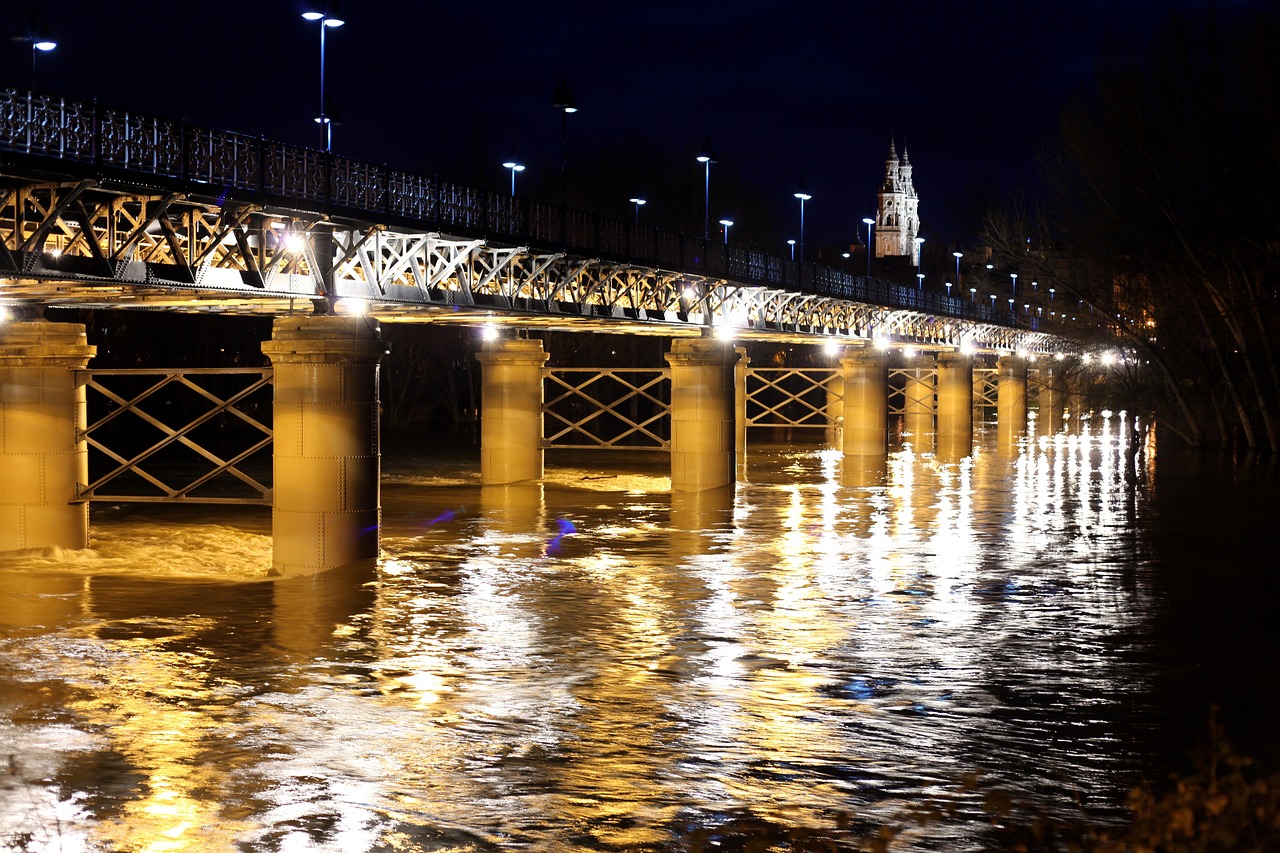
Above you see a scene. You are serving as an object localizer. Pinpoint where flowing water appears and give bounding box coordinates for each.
[1,420,1278,851]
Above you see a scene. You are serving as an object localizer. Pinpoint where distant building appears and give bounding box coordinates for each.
[873,140,921,267]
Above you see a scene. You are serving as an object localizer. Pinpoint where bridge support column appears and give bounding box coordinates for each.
[476,337,549,485]
[840,347,887,457]
[902,354,934,447]
[997,355,1029,446]
[261,315,387,577]
[734,346,749,461]
[0,320,96,552]
[825,372,845,447]
[936,351,973,459]
[1036,366,1062,435]
[666,338,736,491]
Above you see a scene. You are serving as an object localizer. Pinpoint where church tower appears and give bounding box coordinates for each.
[873,140,921,266]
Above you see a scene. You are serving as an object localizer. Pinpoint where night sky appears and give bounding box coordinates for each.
[4,1,1198,254]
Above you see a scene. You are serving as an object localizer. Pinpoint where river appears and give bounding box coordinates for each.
[1,418,1277,851]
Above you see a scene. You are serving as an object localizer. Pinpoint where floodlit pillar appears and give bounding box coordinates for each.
[824,370,845,447]
[0,320,96,552]
[997,355,1029,446]
[839,346,887,457]
[476,337,549,485]
[1036,365,1062,435]
[902,354,935,447]
[734,346,749,461]
[665,338,736,491]
[936,350,973,459]
[261,314,387,577]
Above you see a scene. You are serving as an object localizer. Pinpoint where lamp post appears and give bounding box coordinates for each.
[913,235,925,267]
[787,239,796,260]
[719,218,734,245]
[990,293,997,308]
[11,30,56,89]
[794,182,811,264]
[697,139,715,241]
[502,161,525,196]
[862,217,875,277]
[1010,272,1018,293]
[945,281,952,297]
[970,287,977,302]
[953,248,963,288]
[550,78,578,207]
[302,5,345,151]
[629,197,646,226]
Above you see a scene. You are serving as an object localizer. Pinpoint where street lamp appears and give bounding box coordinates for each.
[302,4,345,151]
[787,239,796,260]
[1010,272,1018,293]
[953,247,963,287]
[945,281,952,296]
[794,182,811,264]
[862,217,875,277]
[629,197,646,226]
[990,294,997,307]
[502,161,525,196]
[10,29,56,90]
[913,235,925,267]
[719,218,734,245]
[970,287,977,302]
[917,273,924,289]
[697,139,715,241]
[550,77,578,207]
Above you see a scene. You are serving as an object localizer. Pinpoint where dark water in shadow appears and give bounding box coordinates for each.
[1,421,1277,850]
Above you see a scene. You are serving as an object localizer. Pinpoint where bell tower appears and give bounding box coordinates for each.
[873,140,921,266]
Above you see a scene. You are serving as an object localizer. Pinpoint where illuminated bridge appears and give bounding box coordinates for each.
[1,88,1106,577]
[0,88,1064,352]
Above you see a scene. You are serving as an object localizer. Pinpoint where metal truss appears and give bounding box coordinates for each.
[886,367,937,417]
[543,368,670,450]
[973,367,999,421]
[80,368,273,504]
[0,89,1075,353]
[745,368,838,428]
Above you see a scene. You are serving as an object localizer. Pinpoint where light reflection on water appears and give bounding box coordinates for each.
[1,424,1276,851]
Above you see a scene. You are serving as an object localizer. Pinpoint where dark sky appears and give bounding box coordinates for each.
[4,1,1193,253]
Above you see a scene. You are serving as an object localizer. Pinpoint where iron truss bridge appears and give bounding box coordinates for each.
[0,89,1064,352]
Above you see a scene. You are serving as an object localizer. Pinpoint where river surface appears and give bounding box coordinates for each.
[1,421,1278,851]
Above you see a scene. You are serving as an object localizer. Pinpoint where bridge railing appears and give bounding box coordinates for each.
[0,88,1044,333]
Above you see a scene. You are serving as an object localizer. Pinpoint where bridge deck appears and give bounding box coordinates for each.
[0,89,1065,353]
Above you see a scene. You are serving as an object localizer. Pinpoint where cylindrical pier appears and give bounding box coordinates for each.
[666,338,736,491]
[840,347,887,457]
[476,337,549,485]
[997,355,1029,447]
[261,314,387,577]
[0,320,96,552]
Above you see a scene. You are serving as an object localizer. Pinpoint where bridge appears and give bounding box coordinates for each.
[0,88,1109,577]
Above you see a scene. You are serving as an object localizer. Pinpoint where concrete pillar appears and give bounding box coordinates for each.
[936,351,973,459]
[665,338,736,491]
[476,337,548,485]
[0,320,96,552]
[997,355,1029,446]
[824,371,845,447]
[839,347,887,457]
[734,346,749,461]
[902,355,935,447]
[261,315,387,577]
[1036,366,1062,436]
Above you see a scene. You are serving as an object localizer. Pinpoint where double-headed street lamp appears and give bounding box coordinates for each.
[502,161,525,196]
[302,4,345,151]
[794,182,811,264]
[862,217,875,276]
[719,218,734,245]
[697,139,715,241]
[629,197,646,226]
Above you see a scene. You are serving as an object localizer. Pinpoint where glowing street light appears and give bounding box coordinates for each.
[697,139,716,241]
[11,8,57,90]
[787,239,796,260]
[301,4,345,151]
[862,217,875,276]
[953,247,963,287]
[719,218,734,244]
[945,281,952,297]
[502,160,525,196]
[629,197,646,226]
[970,287,977,302]
[794,182,811,264]
[1010,272,1018,293]
[913,235,925,267]
[917,272,924,289]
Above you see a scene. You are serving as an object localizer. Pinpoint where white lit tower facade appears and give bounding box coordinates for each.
[873,140,921,266]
